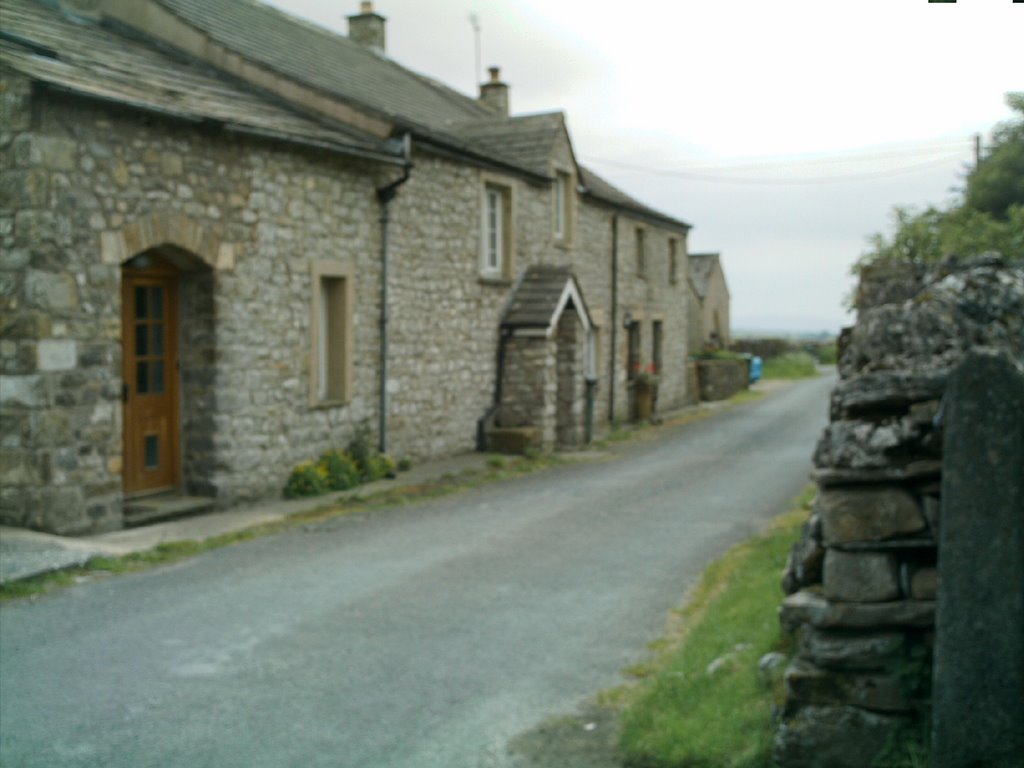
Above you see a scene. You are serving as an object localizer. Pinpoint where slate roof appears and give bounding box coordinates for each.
[688,253,722,299]
[579,165,690,232]
[154,0,493,131]
[150,0,691,229]
[0,0,400,163]
[502,265,590,332]
[449,112,568,179]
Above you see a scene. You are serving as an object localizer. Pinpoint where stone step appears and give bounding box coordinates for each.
[123,494,215,527]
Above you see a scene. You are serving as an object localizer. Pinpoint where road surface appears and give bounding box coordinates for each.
[0,374,834,768]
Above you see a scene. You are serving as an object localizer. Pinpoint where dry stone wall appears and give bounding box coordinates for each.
[774,254,1024,767]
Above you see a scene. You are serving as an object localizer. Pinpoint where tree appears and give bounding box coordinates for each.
[964,93,1024,220]
[856,92,1023,274]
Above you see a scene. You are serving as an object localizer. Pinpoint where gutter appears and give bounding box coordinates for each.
[375,133,413,454]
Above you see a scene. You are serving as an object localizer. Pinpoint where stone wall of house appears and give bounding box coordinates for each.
[773,254,1024,767]
[555,310,583,447]
[1,72,695,534]
[0,79,389,532]
[497,336,556,447]
[573,204,691,425]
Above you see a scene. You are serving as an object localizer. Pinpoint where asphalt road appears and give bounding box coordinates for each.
[0,374,834,768]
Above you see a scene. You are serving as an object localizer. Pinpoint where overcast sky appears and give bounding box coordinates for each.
[269,0,1020,334]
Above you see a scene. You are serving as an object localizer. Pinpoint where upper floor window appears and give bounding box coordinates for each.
[636,227,646,277]
[669,238,679,284]
[553,170,571,241]
[481,182,512,279]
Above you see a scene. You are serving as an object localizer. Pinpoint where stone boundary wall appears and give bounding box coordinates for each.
[695,358,748,401]
[773,254,1024,767]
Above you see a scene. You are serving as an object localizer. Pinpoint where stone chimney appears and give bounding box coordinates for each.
[479,66,509,117]
[348,1,386,55]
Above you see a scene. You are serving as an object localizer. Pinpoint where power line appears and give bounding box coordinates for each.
[583,152,968,185]
[582,138,973,185]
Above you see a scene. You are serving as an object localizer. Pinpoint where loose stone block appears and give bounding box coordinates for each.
[773,704,900,768]
[933,348,1024,768]
[798,627,905,671]
[782,513,825,595]
[823,550,899,602]
[910,567,938,600]
[784,658,912,712]
[817,486,925,544]
[37,339,77,371]
[26,270,77,310]
[780,590,934,632]
[0,374,45,408]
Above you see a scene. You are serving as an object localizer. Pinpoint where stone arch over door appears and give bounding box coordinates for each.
[113,213,225,503]
[101,213,235,271]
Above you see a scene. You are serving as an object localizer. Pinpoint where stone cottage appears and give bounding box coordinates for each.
[1,0,695,534]
[687,252,730,350]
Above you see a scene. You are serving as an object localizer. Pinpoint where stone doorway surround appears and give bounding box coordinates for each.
[491,265,594,452]
[110,213,231,519]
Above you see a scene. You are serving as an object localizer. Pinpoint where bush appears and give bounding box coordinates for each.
[283,462,329,498]
[346,421,375,480]
[320,449,361,491]
[365,453,396,481]
[730,337,794,360]
[763,351,818,379]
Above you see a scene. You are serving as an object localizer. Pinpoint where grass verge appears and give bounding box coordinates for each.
[614,486,814,768]
[762,352,819,380]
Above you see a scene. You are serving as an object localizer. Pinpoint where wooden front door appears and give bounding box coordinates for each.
[122,261,180,495]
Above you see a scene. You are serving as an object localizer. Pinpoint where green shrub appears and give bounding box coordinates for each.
[283,461,329,498]
[320,449,361,491]
[397,458,413,472]
[346,421,375,479]
[763,351,819,379]
[366,453,397,481]
[814,340,838,365]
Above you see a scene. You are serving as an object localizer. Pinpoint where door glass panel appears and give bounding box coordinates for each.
[151,325,163,356]
[145,435,159,469]
[152,362,165,394]
[137,361,149,393]
[136,325,148,356]
[151,287,163,319]
[135,286,148,319]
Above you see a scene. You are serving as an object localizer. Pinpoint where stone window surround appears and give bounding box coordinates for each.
[479,172,516,283]
[309,260,355,408]
[551,166,575,246]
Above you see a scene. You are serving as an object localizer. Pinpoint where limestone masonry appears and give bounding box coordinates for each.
[1,0,695,533]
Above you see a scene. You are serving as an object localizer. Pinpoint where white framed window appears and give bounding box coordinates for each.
[480,179,513,279]
[669,238,679,285]
[310,261,354,405]
[636,227,646,277]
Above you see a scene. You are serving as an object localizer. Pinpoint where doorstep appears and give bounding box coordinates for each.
[123,494,216,527]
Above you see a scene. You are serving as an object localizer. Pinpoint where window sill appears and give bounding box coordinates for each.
[310,398,351,410]
[478,275,512,287]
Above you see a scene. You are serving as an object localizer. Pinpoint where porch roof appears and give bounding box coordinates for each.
[501,265,593,337]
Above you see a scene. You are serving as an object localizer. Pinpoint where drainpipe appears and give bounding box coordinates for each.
[477,327,513,451]
[608,214,619,422]
[375,134,413,455]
